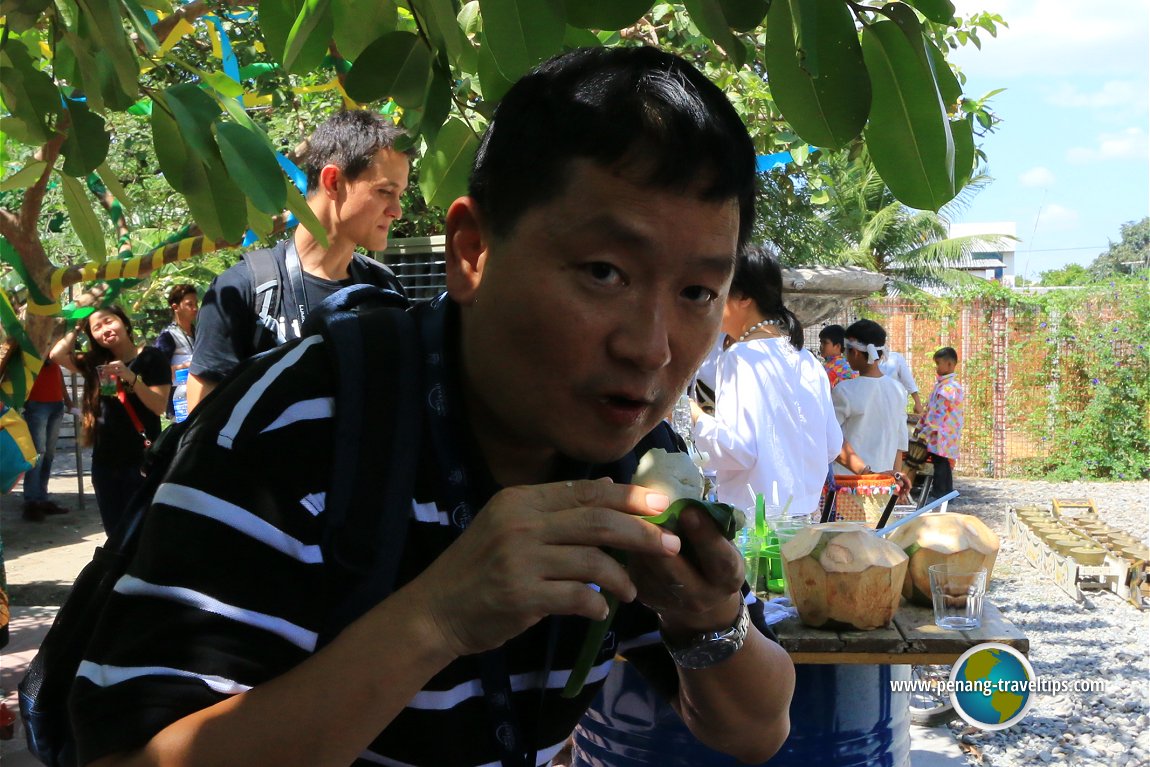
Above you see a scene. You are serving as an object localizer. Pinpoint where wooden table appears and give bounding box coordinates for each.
[772,601,1029,665]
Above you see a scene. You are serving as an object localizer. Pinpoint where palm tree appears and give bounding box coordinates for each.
[816,152,1014,293]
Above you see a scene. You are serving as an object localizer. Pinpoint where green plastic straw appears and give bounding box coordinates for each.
[755,492,766,537]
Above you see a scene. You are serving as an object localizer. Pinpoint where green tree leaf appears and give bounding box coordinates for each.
[182,154,247,244]
[951,116,974,190]
[926,37,961,109]
[562,0,653,30]
[283,0,333,74]
[150,96,190,192]
[95,162,132,212]
[905,0,956,26]
[202,72,246,99]
[214,120,288,215]
[61,101,110,177]
[415,0,478,74]
[419,117,478,208]
[719,0,769,31]
[162,84,224,168]
[285,181,329,247]
[0,160,46,192]
[404,59,453,145]
[861,19,956,211]
[765,0,870,149]
[0,40,61,144]
[784,0,819,77]
[260,0,301,66]
[121,0,161,53]
[332,0,397,59]
[74,0,139,99]
[482,0,565,81]
[683,0,745,66]
[60,173,107,262]
[345,31,433,107]
[475,31,515,103]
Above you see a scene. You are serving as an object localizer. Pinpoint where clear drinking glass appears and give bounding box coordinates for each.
[928,564,987,630]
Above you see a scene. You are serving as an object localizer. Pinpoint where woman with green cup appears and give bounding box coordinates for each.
[50,305,170,534]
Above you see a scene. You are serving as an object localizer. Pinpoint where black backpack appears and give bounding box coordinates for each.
[244,241,405,352]
[18,284,421,767]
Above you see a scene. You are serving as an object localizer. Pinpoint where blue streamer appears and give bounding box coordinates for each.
[203,15,240,84]
[756,152,793,172]
[277,152,307,194]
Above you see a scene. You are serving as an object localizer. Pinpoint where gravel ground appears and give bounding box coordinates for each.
[940,478,1150,766]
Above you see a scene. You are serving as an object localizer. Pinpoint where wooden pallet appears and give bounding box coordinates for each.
[1052,498,1099,519]
[1006,507,1148,609]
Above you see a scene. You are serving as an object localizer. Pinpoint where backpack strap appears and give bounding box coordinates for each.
[243,242,289,350]
[303,284,422,642]
[349,253,407,296]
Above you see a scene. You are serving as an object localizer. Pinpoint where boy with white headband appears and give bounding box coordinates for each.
[831,319,908,476]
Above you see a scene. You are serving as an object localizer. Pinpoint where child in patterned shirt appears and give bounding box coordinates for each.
[915,347,965,500]
[819,324,857,388]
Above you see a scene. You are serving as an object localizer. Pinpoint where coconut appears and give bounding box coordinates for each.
[781,522,908,631]
[633,448,704,501]
[887,512,1000,606]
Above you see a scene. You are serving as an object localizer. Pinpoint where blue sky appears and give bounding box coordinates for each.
[946,0,1149,278]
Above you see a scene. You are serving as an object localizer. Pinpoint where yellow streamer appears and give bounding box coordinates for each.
[158,18,196,57]
[50,267,65,300]
[26,299,62,316]
[105,259,123,281]
[177,237,197,262]
[123,254,141,279]
[206,20,223,60]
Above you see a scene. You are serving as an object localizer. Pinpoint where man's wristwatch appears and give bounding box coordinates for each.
[661,601,749,670]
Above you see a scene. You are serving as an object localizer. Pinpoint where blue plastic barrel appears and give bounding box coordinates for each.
[571,661,911,767]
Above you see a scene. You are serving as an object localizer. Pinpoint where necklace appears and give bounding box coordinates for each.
[737,318,783,343]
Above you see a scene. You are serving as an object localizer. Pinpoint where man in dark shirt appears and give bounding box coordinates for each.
[74,47,795,767]
[186,110,408,409]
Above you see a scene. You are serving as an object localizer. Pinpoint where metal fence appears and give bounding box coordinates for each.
[808,297,1139,478]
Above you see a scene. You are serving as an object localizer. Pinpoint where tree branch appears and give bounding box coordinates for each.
[0,208,21,243]
[19,127,68,234]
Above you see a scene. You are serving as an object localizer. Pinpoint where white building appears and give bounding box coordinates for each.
[946,221,1018,286]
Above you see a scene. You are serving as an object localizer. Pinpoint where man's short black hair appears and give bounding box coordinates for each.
[303,110,410,193]
[167,283,197,307]
[934,346,958,363]
[469,46,757,251]
[819,324,846,348]
[844,319,887,352]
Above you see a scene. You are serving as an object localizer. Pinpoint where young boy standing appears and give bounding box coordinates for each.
[818,324,857,388]
[915,347,964,500]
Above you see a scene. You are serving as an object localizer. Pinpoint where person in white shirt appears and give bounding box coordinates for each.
[689,245,843,516]
[832,319,909,475]
[878,348,923,414]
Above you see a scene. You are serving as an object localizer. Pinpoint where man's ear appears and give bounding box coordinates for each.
[445,197,488,305]
[318,165,341,199]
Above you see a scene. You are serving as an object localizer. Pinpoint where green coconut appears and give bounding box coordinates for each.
[887,512,1000,606]
[781,521,908,631]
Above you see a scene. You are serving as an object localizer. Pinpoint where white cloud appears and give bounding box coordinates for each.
[950,0,1149,80]
[1066,126,1150,163]
[1033,203,1080,233]
[1018,166,1056,188]
[1046,81,1148,111]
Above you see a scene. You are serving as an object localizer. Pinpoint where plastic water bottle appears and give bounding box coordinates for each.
[172,368,190,423]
